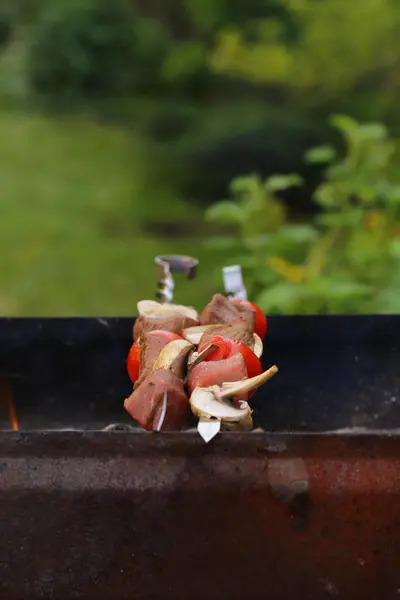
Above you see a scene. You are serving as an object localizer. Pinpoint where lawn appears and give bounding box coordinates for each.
[0,109,226,315]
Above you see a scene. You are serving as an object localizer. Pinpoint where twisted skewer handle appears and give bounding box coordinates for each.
[154,255,199,303]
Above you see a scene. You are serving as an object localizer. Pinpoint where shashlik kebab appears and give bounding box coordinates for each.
[124,293,278,441]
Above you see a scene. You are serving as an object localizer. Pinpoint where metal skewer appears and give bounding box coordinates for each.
[155,255,199,304]
[222,265,247,300]
[197,418,221,443]
[154,254,207,438]
[197,265,249,443]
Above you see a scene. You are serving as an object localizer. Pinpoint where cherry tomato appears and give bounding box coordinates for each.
[200,335,231,361]
[203,336,262,379]
[202,335,263,399]
[233,299,267,339]
[229,339,262,379]
[126,330,182,383]
[127,340,141,382]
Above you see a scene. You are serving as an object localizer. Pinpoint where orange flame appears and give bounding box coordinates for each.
[0,378,19,431]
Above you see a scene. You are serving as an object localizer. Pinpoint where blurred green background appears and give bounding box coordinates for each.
[0,0,399,315]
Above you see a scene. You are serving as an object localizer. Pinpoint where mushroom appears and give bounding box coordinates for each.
[152,339,194,380]
[253,334,263,359]
[138,300,198,321]
[190,365,278,442]
[216,365,278,399]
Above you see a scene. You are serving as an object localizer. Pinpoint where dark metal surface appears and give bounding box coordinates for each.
[1,431,400,599]
[0,315,398,430]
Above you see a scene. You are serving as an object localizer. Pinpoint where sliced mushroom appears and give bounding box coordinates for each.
[183,325,263,358]
[138,300,198,321]
[217,365,278,399]
[190,364,278,441]
[190,386,253,427]
[152,339,194,380]
[253,334,263,358]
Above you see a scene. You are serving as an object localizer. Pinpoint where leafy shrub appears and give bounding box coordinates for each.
[26,0,171,103]
[210,0,400,132]
[0,6,14,49]
[184,0,294,38]
[177,108,331,214]
[162,40,212,95]
[206,115,400,314]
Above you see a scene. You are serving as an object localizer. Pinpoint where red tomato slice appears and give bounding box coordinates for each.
[127,330,182,382]
[202,335,263,399]
[233,298,267,339]
[229,340,262,379]
[127,341,141,382]
[203,336,262,376]
[201,335,232,361]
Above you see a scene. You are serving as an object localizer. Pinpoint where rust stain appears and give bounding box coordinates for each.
[268,457,309,501]
[268,457,311,530]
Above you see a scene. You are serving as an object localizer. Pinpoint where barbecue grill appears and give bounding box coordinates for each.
[0,280,399,597]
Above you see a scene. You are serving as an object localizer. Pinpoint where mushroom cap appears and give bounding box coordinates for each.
[138,300,198,321]
[190,386,252,423]
[152,339,194,380]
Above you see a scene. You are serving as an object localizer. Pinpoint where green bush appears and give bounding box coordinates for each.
[184,0,294,37]
[0,5,15,49]
[26,0,171,103]
[174,107,331,214]
[210,0,400,132]
[205,115,400,314]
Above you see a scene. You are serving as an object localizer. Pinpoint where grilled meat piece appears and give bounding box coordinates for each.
[135,332,172,388]
[124,369,189,431]
[133,314,198,341]
[199,294,256,330]
[187,353,248,396]
[198,317,255,350]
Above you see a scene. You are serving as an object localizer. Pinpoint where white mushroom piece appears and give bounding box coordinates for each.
[190,365,278,442]
[151,339,194,379]
[138,299,199,321]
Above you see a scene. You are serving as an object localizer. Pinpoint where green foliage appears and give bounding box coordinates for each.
[161,41,212,95]
[175,107,330,210]
[0,19,11,49]
[210,0,400,125]
[26,0,171,103]
[207,173,302,235]
[0,109,221,315]
[184,0,292,34]
[0,0,398,317]
[206,115,400,314]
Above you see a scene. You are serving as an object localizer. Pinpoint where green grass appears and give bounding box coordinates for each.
[0,109,226,315]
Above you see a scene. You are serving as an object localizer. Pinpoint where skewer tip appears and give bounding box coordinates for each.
[197,418,221,443]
